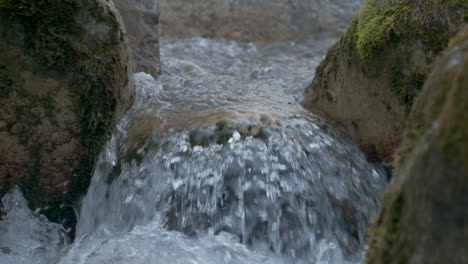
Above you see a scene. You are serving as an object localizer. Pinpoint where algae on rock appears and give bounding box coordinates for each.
[0,0,134,231]
[304,0,466,163]
[365,26,468,264]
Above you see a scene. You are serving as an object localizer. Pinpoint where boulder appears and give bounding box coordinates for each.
[304,0,466,163]
[124,102,287,154]
[159,0,363,42]
[0,0,134,230]
[113,0,161,77]
[365,26,468,264]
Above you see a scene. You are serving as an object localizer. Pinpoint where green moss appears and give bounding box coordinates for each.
[308,41,341,97]
[339,19,359,55]
[336,0,467,110]
[356,0,411,59]
[309,0,467,118]
[356,0,466,60]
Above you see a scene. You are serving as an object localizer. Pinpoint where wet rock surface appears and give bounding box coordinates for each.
[159,0,363,42]
[365,26,468,264]
[0,0,134,229]
[0,187,69,264]
[126,102,286,149]
[304,0,467,163]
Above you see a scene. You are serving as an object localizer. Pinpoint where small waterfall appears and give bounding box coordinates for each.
[1,33,386,264]
[73,98,386,263]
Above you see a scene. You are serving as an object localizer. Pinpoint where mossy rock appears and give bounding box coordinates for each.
[365,26,468,264]
[305,0,466,163]
[0,0,134,234]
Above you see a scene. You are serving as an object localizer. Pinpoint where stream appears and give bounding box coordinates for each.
[0,35,387,264]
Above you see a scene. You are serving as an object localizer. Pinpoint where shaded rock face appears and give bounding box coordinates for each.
[365,26,468,264]
[113,0,161,77]
[159,0,363,42]
[0,0,134,229]
[305,0,467,163]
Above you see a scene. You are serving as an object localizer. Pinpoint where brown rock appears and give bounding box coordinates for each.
[0,0,134,230]
[304,0,466,163]
[365,26,468,264]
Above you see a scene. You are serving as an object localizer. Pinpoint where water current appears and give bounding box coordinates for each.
[0,35,387,264]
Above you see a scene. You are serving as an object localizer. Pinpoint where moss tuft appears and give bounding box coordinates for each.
[356,0,466,60]
[356,0,411,59]
[342,0,467,109]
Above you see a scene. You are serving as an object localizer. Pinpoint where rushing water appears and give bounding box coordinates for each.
[0,35,387,264]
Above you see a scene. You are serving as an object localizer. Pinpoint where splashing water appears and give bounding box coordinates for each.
[72,112,386,264]
[0,187,69,264]
[0,31,386,264]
